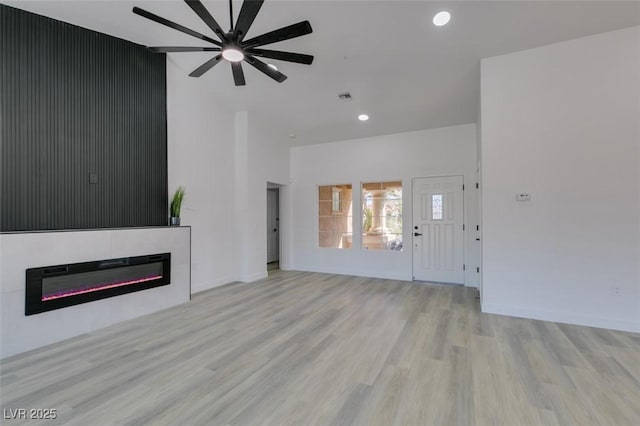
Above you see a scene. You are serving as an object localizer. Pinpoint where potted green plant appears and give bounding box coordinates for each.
[169,186,185,226]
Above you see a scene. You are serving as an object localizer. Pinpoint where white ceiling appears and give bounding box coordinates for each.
[4,1,640,145]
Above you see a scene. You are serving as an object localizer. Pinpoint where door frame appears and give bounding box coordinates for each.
[266,185,281,265]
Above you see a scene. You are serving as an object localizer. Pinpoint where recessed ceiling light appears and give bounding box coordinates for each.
[358,114,369,121]
[222,47,244,62]
[433,11,451,27]
[289,133,296,139]
[267,63,278,71]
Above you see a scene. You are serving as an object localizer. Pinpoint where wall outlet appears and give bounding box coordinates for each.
[611,286,621,296]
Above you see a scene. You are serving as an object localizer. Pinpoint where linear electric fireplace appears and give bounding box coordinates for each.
[25,253,171,315]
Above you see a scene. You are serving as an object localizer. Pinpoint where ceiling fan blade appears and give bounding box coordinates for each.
[189,54,223,77]
[246,49,313,65]
[231,63,246,86]
[244,55,287,83]
[148,46,221,53]
[132,6,221,46]
[242,21,312,48]
[184,0,229,43]
[233,0,264,42]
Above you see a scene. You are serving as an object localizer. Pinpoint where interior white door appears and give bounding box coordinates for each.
[267,189,279,263]
[412,176,464,284]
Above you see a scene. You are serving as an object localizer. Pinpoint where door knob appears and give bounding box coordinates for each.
[273,228,277,232]
[414,232,422,236]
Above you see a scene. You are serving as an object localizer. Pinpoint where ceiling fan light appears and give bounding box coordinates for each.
[433,11,451,27]
[222,48,244,62]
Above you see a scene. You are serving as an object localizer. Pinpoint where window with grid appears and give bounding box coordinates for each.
[318,184,353,248]
[362,181,403,251]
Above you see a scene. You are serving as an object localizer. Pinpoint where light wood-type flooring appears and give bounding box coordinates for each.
[1,270,639,425]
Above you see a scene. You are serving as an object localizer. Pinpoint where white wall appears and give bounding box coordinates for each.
[168,60,293,288]
[481,26,640,332]
[167,59,237,292]
[228,112,293,282]
[290,124,479,284]
[249,116,292,276]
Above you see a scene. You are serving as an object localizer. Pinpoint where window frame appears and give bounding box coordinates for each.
[360,180,404,252]
[317,183,354,249]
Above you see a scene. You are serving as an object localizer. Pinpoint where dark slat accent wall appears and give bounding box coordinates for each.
[0,5,167,232]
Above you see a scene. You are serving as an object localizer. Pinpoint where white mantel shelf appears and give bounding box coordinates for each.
[0,227,191,359]
[0,225,190,234]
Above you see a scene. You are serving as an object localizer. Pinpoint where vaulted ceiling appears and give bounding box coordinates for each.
[5,1,640,145]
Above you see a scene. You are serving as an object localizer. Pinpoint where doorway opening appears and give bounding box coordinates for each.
[267,184,280,272]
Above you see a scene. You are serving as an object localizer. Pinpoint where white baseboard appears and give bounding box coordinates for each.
[292,264,411,281]
[279,262,292,271]
[191,270,270,292]
[482,302,640,333]
[238,271,268,283]
[191,276,235,294]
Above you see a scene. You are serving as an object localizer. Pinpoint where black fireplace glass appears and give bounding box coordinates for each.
[26,253,171,315]
[41,262,164,301]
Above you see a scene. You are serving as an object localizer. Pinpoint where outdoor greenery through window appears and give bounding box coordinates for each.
[362,181,403,251]
[319,184,353,248]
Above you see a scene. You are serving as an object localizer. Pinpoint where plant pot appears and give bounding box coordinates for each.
[169,217,181,226]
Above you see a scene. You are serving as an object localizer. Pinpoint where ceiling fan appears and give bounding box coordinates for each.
[132,0,313,86]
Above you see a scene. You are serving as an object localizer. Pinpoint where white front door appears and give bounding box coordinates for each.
[267,189,279,263]
[412,176,464,284]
